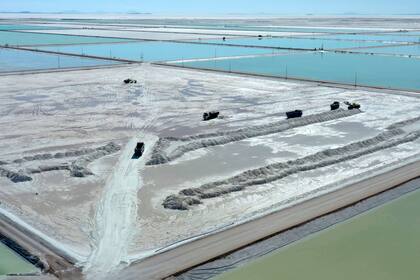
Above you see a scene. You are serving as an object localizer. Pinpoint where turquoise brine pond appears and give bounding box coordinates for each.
[38,41,275,62]
[356,44,420,56]
[0,24,66,31]
[0,243,38,276]
[215,188,420,280]
[176,51,420,91]
[0,31,131,46]
[0,48,118,72]
[317,33,420,43]
[388,31,420,36]
[202,37,389,50]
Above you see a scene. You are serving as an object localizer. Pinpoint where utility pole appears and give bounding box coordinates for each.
[354,72,358,87]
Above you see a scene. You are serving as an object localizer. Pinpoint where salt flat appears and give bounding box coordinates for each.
[1,63,420,274]
[119,27,313,37]
[19,29,233,41]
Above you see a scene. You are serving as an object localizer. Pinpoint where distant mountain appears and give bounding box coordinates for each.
[126,11,152,15]
[0,11,32,13]
[59,10,82,14]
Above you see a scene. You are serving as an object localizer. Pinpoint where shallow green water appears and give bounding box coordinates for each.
[203,37,388,49]
[0,48,118,72]
[0,243,38,275]
[216,188,420,280]
[178,51,420,91]
[0,31,131,46]
[39,41,274,62]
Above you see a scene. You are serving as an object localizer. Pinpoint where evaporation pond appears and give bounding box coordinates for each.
[0,48,118,72]
[0,24,67,31]
[203,37,388,49]
[0,243,39,276]
[177,51,420,91]
[38,41,274,62]
[318,33,420,43]
[216,187,420,280]
[0,30,132,46]
[356,44,420,56]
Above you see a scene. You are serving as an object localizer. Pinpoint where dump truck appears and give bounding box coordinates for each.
[124,79,137,84]
[330,101,340,111]
[203,111,220,121]
[133,142,145,159]
[286,110,303,119]
[345,101,361,110]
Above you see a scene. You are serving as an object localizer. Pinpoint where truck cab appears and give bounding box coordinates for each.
[286,110,303,119]
[133,142,145,159]
[203,111,220,121]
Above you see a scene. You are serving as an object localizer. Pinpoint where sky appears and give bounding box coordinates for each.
[1,0,420,15]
